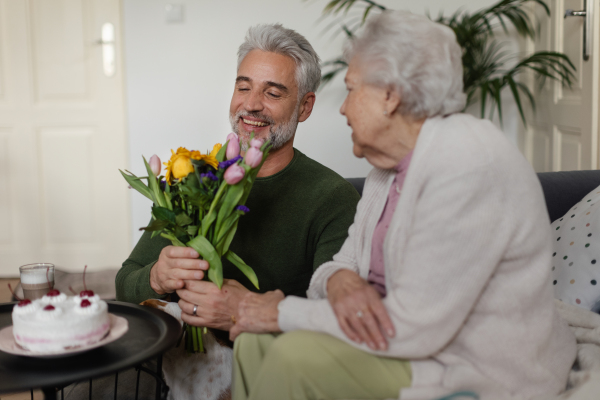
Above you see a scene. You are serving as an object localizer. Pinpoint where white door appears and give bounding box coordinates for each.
[525,0,599,172]
[0,0,130,276]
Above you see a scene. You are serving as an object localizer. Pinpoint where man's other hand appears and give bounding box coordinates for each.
[149,246,208,295]
[177,279,249,331]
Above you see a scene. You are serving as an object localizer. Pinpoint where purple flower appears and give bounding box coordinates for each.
[219,155,242,169]
[159,180,167,191]
[235,205,250,213]
[200,171,218,181]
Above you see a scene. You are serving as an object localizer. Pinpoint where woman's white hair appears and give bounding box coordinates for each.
[238,24,321,99]
[345,11,466,118]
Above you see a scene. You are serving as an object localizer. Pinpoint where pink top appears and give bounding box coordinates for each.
[368,151,413,297]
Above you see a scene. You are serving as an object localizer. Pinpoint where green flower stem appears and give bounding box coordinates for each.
[160,232,185,247]
[201,182,228,237]
[183,324,205,354]
[191,324,198,352]
[197,327,204,352]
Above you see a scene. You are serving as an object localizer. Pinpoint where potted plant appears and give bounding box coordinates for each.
[318,0,575,126]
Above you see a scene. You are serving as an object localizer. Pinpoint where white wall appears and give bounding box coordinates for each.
[122,0,516,245]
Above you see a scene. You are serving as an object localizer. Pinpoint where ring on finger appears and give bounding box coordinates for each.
[192,304,198,316]
[356,310,364,318]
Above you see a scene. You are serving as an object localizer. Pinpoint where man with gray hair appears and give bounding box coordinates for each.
[116,23,359,342]
[60,24,357,400]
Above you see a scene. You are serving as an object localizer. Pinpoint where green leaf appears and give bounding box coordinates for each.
[216,140,228,162]
[215,183,244,237]
[362,4,374,24]
[480,83,488,119]
[215,213,240,254]
[201,182,228,237]
[176,213,193,226]
[506,75,526,126]
[186,235,223,289]
[515,81,536,112]
[140,219,169,232]
[492,79,503,126]
[153,206,176,224]
[220,220,238,255]
[190,159,206,169]
[143,156,166,208]
[119,170,153,201]
[225,250,259,290]
[341,24,353,38]
[164,189,173,211]
[187,225,199,236]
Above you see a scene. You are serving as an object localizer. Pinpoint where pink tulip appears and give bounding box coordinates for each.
[226,133,240,160]
[149,155,161,176]
[224,164,245,185]
[250,138,264,149]
[244,147,263,168]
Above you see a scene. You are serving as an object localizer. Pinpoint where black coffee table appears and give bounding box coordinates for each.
[0,301,181,400]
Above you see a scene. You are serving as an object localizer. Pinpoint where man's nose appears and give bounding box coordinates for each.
[244,91,264,112]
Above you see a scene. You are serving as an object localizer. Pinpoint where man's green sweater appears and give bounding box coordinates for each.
[116,149,360,304]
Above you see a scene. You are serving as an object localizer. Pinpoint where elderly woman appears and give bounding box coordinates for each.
[228,11,576,400]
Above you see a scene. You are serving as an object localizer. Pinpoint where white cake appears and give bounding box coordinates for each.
[12,290,110,352]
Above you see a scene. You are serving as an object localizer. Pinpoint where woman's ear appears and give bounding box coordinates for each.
[385,86,401,115]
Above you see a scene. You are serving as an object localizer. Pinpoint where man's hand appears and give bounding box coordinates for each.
[177,279,249,331]
[229,290,284,341]
[150,246,208,295]
[327,269,395,351]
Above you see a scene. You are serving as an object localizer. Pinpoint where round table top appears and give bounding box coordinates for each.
[0,301,181,393]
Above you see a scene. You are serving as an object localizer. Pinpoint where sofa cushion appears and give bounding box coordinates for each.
[551,185,600,312]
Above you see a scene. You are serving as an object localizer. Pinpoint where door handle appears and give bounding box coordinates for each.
[564,0,593,61]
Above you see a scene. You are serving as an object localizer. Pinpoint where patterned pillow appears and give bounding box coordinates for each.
[551,185,600,312]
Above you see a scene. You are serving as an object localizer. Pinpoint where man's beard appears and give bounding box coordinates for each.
[229,108,299,151]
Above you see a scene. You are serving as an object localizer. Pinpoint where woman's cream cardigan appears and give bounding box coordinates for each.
[277,114,576,400]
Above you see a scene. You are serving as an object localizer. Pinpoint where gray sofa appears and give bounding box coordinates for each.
[348,170,600,223]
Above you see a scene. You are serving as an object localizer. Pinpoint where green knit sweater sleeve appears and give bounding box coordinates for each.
[115,229,171,304]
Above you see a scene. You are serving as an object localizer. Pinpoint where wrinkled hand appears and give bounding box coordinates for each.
[327,269,395,350]
[177,279,249,331]
[229,290,284,341]
[150,246,208,295]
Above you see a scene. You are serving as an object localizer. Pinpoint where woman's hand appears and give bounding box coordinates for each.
[327,269,395,350]
[229,290,285,341]
[177,279,249,331]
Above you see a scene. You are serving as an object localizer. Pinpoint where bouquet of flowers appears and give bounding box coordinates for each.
[120,133,270,353]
